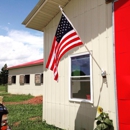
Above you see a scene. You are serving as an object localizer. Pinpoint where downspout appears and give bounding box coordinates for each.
[112,1,119,130]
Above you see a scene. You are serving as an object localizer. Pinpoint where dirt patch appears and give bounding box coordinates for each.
[3,96,43,105]
[13,121,21,127]
[29,116,41,121]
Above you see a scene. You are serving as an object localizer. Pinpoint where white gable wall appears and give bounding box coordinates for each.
[44,0,117,130]
[8,65,43,96]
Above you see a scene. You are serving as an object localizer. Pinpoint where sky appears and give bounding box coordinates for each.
[0,0,43,69]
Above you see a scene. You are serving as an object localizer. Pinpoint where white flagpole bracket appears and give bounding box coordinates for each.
[101,70,106,78]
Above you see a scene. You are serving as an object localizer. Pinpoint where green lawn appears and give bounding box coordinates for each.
[3,94,34,102]
[0,87,34,102]
[7,104,62,130]
[0,85,63,130]
[0,85,7,91]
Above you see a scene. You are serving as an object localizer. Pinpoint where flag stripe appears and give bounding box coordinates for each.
[46,37,56,69]
[58,33,79,53]
[46,14,83,81]
[59,40,83,61]
[55,31,77,56]
[58,37,82,56]
[49,32,78,70]
[56,30,81,60]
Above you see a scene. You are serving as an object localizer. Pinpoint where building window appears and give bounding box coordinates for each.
[12,76,16,84]
[8,75,12,85]
[41,73,43,84]
[69,53,92,102]
[19,75,24,85]
[25,75,30,84]
[35,73,43,85]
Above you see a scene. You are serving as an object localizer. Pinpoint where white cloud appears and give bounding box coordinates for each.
[0,26,9,32]
[0,29,43,69]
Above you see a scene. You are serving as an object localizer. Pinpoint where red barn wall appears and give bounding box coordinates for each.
[114,0,130,129]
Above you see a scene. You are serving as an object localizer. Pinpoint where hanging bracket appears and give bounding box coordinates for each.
[101,70,106,78]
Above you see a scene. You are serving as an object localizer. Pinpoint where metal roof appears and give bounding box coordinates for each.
[22,0,71,32]
[8,59,43,70]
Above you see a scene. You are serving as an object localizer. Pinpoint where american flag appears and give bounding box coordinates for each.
[46,13,83,81]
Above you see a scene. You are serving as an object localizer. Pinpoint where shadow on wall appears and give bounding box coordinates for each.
[74,77,109,130]
[75,102,97,130]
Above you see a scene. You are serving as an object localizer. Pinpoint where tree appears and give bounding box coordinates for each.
[0,64,8,85]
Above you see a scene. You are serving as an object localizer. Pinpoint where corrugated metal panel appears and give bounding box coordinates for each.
[43,0,117,130]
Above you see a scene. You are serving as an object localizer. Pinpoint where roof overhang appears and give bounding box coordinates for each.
[22,0,71,32]
[8,59,44,70]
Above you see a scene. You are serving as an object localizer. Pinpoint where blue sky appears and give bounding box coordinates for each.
[0,0,43,69]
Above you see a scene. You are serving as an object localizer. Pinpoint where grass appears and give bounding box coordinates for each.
[0,85,7,91]
[7,104,62,130]
[0,91,34,102]
[0,85,34,102]
[3,94,34,102]
[0,85,63,130]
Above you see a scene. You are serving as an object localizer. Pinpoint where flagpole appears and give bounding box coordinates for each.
[59,6,106,77]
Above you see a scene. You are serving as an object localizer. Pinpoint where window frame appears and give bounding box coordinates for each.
[8,75,12,85]
[12,75,16,84]
[69,52,93,103]
[41,73,43,84]
[24,74,30,84]
[35,73,43,85]
[19,75,25,85]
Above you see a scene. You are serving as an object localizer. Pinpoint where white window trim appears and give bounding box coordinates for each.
[69,52,93,103]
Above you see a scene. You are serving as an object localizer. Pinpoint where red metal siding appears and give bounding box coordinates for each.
[114,0,130,129]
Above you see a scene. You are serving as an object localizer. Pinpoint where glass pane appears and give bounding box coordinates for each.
[71,54,90,76]
[71,78,91,100]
